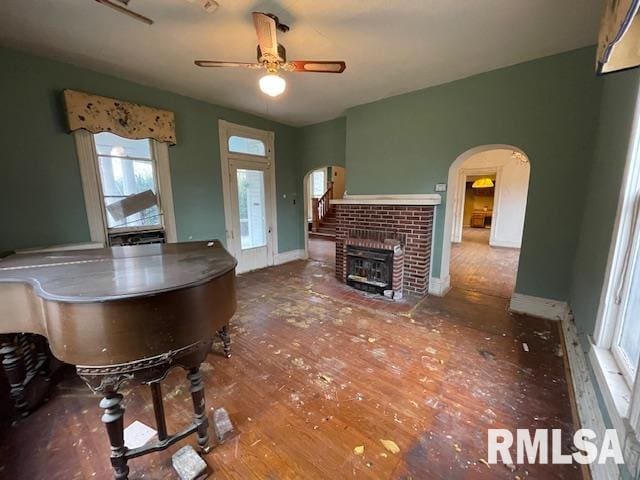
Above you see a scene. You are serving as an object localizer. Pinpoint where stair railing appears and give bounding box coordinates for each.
[312,182,334,232]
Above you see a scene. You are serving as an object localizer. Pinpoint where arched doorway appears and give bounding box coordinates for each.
[303,166,346,263]
[440,145,530,298]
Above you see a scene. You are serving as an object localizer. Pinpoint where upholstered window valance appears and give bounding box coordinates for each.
[596,0,640,74]
[63,90,176,145]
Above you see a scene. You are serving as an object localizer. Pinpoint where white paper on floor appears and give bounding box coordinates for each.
[124,420,157,449]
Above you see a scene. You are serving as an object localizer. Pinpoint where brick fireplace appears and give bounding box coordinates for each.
[332,195,441,298]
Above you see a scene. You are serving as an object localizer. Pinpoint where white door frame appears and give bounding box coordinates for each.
[218,120,277,271]
[451,166,503,246]
[438,144,528,294]
[302,165,335,259]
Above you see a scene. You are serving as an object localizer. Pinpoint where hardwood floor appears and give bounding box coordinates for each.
[450,228,520,298]
[308,237,335,264]
[0,247,581,480]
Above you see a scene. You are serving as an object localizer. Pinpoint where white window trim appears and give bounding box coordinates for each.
[73,130,177,245]
[590,83,640,449]
[218,119,278,265]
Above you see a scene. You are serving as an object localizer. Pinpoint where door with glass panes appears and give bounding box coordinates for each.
[228,158,273,272]
[220,121,276,273]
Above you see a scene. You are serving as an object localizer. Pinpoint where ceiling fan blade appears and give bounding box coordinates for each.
[287,61,347,73]
[195,61,263,68]
[252,12,280,61]
[94,0,154,25]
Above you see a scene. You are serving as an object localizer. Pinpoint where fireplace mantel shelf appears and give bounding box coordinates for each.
[330,194,441,206]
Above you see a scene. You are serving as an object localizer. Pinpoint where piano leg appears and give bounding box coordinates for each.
[33,335,52,381]
[187,367,211,453]
[100,392,130,480]
[218,326,231,358]
[0,336,29,417]
[150,381,168,441]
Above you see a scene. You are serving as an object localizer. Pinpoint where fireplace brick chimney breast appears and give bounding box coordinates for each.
[334,204,435,296]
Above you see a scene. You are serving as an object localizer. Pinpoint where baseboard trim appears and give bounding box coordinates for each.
[561,314,621,480]
[274,249,307,265]
[509,293,570,321]
[428,275,451,296]
[489,239,521,249]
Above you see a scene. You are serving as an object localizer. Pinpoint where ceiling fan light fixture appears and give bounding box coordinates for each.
[259,73,286,97]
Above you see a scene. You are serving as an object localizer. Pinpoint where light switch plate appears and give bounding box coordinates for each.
[435,183,447,192]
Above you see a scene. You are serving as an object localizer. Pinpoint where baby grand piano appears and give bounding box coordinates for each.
[0,240,236,479]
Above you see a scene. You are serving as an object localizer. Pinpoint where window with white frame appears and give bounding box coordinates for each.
[94,133,161,231]
[612,207,640,385]
[595,153,640,390]
[591,94,640,449]
[311,169,326,198]
[73,130,177,246]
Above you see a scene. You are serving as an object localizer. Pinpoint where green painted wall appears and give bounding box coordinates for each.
[344,47,603,300]
[0,47,302,254]
[570,70,640,335]
[297,117,346,176]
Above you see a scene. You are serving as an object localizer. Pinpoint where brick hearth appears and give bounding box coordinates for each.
[334,204,435,296]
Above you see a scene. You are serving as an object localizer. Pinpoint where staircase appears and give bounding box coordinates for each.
[310,182,336,240]
[310,206,336,240]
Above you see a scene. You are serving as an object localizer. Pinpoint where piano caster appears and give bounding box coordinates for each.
[218,326,231,358]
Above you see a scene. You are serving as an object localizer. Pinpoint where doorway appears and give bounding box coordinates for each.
[443,146,530,298]
[304,165,346,264]
[219,120,277,273]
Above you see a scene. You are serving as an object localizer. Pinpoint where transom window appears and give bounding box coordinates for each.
[94,132,161,230]
[228,135,266,156]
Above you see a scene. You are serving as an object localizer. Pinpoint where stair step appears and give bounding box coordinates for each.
[310,231,336,240]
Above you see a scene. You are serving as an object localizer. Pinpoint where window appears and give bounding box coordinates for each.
[94,133,160,230]
[590,92,640,447]
[613,230,640,384]
[228,135,266,156]
[236,169,267,250]
[73,130,177,246]
[311,169,326,198]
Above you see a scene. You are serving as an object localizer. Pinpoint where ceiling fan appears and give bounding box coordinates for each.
[195,12,347,97]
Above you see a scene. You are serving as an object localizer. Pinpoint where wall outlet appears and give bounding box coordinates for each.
[435,183,447,192]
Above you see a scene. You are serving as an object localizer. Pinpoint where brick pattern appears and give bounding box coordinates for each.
[335,204,434,295]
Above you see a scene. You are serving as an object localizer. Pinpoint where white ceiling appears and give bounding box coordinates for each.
[0,0,603,126]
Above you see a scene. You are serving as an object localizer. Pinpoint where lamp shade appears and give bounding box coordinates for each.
[259,74,286,97]
[472,177,494,188]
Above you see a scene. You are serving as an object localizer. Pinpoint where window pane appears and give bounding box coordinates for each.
[236,169,266,250]
[95,132,152,159]
[97,154,159,229]
[618,247,640,377]
[229,136,266,156]
[312,170,325,197]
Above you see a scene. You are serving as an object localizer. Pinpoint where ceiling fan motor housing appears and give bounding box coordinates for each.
[257,44,287,64]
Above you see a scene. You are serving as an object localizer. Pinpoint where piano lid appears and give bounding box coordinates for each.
[0,240,236,303]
